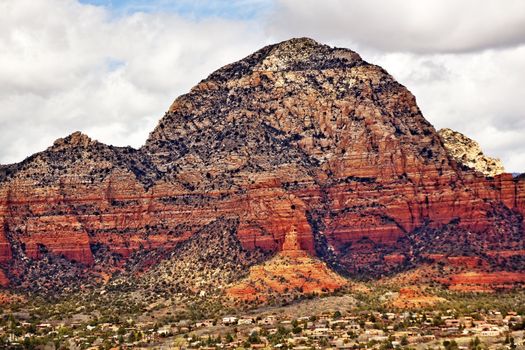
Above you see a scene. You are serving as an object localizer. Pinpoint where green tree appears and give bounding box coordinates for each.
[469,336,481,350]
[444,339,459,350]
[127,331,136,343]
[292,326,302,334]
[117,326,126,335]
[225,333,234,343]
[401,335,409,346]
[248,331,260,344]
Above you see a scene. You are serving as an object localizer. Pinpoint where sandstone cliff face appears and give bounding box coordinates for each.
[0,38,524,292]
[438,128,505,177]
[227,225,347,302]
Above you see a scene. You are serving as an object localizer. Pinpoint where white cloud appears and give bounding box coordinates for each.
[0,0,268,164]
[362,46,525,172]
[0,0,523,172]
[269,0,525,53]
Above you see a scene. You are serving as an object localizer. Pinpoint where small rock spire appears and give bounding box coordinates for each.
[51,131,93,151]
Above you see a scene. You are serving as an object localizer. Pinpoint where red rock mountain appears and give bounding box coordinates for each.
[0,38,524,292]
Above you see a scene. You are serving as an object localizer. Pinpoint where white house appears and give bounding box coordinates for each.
[222,316,238,325]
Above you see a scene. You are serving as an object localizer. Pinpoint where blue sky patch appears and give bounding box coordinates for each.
[79,0,273,20]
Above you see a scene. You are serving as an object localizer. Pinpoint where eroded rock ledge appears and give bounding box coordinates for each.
[439,128,505,177]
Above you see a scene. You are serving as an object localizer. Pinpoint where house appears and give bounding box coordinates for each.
[443,327,459,335]
[258,315,277,326]
[365,329,385,336]
[292,346,311,350]
[422,334,436,342]
[268,328,278,335]
[288,336,309,345]
[461,317,474,328]
[393,331,410,340]
[369,335,389,342]
[238,318,254,325]
[195,319,215,328]
[330,320,349,327]
[480,326,503,337]
[487,312,503,325]
[345,324,360,331]
[190,340,202,347]
[177,319,191,327]
[445,319,461,328]
[504,314,522,325]
[312,327,330,338]
[332,339,355,349]
[223,316,238,325]
[157,325,171,335]
[423,318,434,326]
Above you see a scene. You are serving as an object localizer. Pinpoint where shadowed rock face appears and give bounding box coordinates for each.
[438,128,505,177]
[0,38,524,291]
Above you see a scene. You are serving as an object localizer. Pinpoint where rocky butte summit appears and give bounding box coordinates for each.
[0,38,524,297]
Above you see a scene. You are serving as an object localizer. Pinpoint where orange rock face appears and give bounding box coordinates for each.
[390,287,446,309]
[0,224,12,264]
[228,226,347,301]
[0,291,24,304]
[227,254,347,301]
[442,272,525,292]
[227,254,347,302]
[0,38,523,292]
[0,268,9,287]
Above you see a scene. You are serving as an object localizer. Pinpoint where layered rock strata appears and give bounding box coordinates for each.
[227,226,347,301]
[0,38,524,290]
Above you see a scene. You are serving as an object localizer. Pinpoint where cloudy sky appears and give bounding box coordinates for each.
[1,0,524,172]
